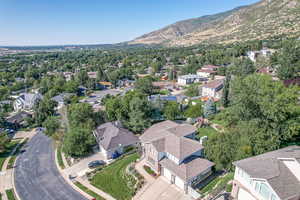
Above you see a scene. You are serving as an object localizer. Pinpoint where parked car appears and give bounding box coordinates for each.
[88,160,105,168]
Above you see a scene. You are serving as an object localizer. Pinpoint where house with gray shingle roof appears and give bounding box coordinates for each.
[231,146,300,200]
[93,121,139,160]
[140,120,215,196]
[13,92,43,112]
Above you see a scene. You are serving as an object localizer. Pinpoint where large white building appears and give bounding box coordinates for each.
[177,74,206,85]
[231,146,300,200]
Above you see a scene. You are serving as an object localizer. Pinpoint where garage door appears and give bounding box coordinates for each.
[162,167,172,181]
[174,176,185,190]
[238,188,256,200]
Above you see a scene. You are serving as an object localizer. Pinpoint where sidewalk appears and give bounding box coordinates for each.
[55,149,116,200]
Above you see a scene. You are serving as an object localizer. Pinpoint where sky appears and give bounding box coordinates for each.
[0,0,260,46]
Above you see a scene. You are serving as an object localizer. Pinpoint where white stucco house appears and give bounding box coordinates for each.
[13,92,43,112]
[177,74,206,85]
[201,79,224,99]
[231,146,300,200]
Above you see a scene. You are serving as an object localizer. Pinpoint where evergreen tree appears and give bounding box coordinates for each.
[221,74,231,107]
[203,99,216,118]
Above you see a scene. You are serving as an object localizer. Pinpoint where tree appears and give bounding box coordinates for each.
[185,84,199,97]
[221,74,231,107]
[43,116,60,137]
[34,98,57,126]
[273,40,300,80]
[184,103,203,118]
[127,97,151,133]
[203,99,216,118]
[63,127,95,157]
[68,103,95,128]
[163,101,181,120]
[0,134,9,152]
[135,77,155,95]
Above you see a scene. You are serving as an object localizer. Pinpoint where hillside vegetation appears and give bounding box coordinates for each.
[131,0,300,46]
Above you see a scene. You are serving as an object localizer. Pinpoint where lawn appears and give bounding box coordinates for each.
[74,182,105,200]
[5,189,16,200]
[0,140,20,171]
[7,138,28,169]
[57,145,65,169]
[196,126,218,140]
[91,153,139,200]
[199,173,234,196]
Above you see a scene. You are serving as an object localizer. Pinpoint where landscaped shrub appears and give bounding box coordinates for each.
[226,183,233,192]
[143,165,157,177]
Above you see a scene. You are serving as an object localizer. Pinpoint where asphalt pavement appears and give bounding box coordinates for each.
[14,132,87,200]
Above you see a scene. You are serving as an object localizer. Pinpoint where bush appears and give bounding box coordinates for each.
[143,165,157,177]
[5,189,16,200]
[226,183,233,192]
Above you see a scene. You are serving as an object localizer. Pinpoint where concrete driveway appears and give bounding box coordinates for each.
[135,176,193,200]
[63,152,106,177]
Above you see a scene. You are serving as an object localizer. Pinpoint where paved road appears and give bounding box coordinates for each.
[14,132,87,200]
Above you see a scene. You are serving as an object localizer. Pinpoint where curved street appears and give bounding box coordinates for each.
[14,132,87,200]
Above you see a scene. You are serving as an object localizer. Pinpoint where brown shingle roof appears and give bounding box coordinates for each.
[94,122,139,150]
[202,79,223,89]
[233,146,300,200]
[160,156,215,181]
[164,135,203,160]
[140,120,196,143]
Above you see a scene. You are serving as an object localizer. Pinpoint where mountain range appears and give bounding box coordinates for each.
[130,0,300,46]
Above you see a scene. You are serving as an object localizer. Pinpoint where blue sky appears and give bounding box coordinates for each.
[0,0,259,46]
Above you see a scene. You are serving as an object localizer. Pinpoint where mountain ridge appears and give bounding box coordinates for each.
[130,0,300,46]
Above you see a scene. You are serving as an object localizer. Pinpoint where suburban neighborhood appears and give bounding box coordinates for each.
[0,0,300,200]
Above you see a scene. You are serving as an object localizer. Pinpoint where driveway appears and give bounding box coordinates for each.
[63,152,105,177]
[14,132,87,200]
[135,176,193,200]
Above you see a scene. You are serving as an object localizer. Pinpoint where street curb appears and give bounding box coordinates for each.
[12,138,26,200]
[54,148,94,200]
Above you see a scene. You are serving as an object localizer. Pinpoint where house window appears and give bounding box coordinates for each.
[271,194,278,200]
[259,183,270,200]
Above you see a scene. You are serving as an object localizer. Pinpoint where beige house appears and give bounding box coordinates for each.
[140,120,215,195]
[201,79,224,99]
[232,146,300,200]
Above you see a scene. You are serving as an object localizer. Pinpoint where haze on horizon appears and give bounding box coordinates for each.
[0,0,260,46]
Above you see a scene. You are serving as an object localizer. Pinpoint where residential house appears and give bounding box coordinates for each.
[177,74,206,86]
[148,95,177,103]
[197,65,220,78]
[140,120,215,196]
[87,72,97,79]
[13,92,43,112]
[93,122,140,160]
[6,111,32,128]
[62,72,74,81]
[247,48,274,62]
[201,79,224,99]
[232,146,300,200]
[51,93,74,109]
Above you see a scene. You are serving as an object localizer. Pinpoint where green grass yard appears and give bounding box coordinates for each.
[0,140,20,171]
[91,153,139,200]
[199,173,234,196]
[5,189,16,200]
[196,127,218,140]
[74,182,105,200]
[56,145,65,169]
